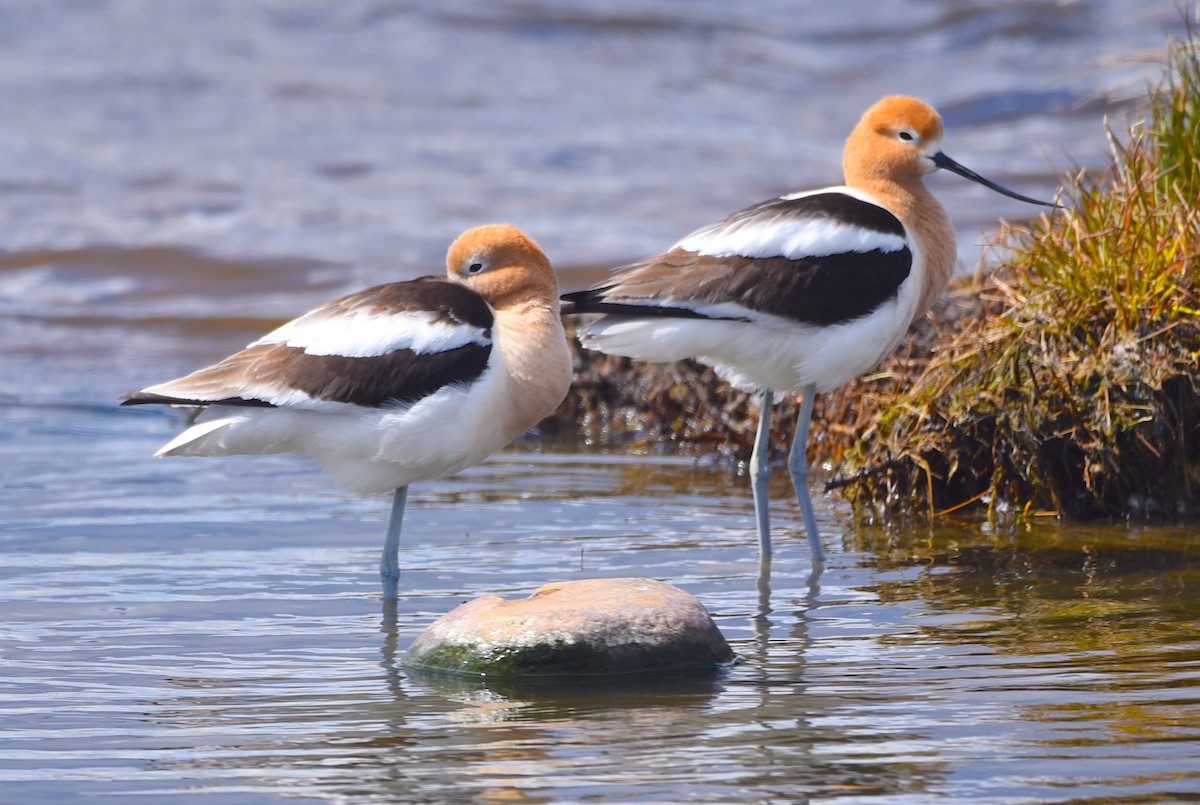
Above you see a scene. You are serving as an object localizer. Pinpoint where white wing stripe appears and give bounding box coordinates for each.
[675,216,907,260]
[253,309,490,358]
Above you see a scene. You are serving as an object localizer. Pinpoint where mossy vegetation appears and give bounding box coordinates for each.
[837,34,1200,520]
[404,633,731,679]
[556,33,1200,524]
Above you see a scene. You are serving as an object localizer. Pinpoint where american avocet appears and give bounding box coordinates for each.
[122,224,572,600]
[562,96,1057,568]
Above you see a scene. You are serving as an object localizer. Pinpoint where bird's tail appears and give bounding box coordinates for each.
[560,287,718,320]
[154,417,238,457]
[559,286,612,316]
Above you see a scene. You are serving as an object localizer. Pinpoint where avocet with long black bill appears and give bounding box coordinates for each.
[562,96,1059,571]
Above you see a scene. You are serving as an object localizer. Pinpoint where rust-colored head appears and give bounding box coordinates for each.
[446,224,558,308]
[844,95,1059,208]
[842,95,946,187]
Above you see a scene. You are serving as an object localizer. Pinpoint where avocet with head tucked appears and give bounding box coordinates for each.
[123,224,572,600]
[562,96,1058,569]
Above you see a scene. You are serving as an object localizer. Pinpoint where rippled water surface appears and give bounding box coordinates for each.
[6,426,1200,803]
[3,1,1200,803]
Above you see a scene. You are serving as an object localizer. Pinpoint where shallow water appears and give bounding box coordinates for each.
[3,1,1200,803]
[5,421,1200,803]
[0,0,1190,278]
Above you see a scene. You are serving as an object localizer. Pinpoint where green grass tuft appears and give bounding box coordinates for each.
[837,34,1200,521]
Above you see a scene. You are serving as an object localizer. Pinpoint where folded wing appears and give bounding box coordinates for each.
[121,277,495,412]
[563,189,913,328]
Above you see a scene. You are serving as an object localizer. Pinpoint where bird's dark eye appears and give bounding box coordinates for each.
[467,261,484,274]
[898,130,916,142]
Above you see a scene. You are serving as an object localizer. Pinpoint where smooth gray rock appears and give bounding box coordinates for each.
[403,577,733,678]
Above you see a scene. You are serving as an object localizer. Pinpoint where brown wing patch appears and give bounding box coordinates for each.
[122,340,493,409]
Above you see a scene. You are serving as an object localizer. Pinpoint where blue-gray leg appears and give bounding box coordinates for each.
[749,388,775,563]
[380,486,408,600]
[788,383,825,564]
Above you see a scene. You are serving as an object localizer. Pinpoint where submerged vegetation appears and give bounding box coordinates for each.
[557,33,1200,523]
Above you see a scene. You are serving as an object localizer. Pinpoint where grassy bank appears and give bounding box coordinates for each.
[838,34,1200,520]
